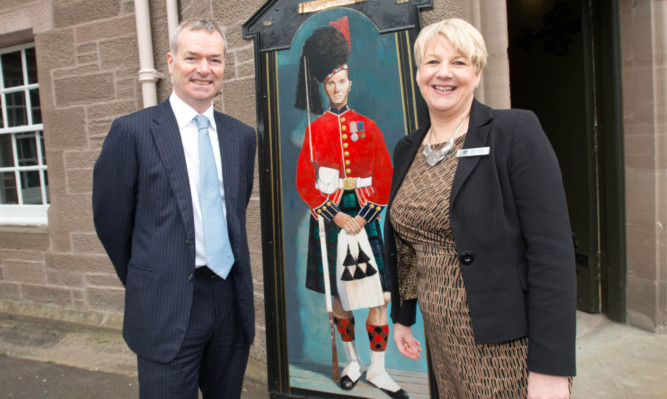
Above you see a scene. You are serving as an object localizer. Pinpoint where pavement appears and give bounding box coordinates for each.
[0,311,665,398]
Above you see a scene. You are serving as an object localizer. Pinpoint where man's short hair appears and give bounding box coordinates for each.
[170,19,227,55]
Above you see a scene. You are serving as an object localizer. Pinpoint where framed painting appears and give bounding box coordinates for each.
[244,1,432,397]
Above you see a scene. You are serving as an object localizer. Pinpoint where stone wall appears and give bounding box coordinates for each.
[0,0,270,360]
[1,0,662,378]
[619,0,667,333]
[0,0,139,327]
[0,0,530,366]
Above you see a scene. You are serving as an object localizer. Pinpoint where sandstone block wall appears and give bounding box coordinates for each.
[0,0,663,377]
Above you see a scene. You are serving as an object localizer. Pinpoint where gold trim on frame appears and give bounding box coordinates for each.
[298,0,366,14]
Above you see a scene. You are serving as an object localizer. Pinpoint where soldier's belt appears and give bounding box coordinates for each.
[340,176,372,190]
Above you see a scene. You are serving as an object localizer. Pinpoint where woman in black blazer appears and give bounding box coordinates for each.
[385,18,576,398]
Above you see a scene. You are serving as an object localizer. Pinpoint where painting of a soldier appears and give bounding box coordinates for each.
[294,16,408,399]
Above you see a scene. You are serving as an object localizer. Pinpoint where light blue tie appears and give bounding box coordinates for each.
[195,115,235,279]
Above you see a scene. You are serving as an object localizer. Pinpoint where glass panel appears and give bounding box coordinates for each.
[0,171,18,204]
[25,47,38,84]
[0,134,14,167]
[20,170,42,204]
[30,89,41,124]
[6,91,27,127]
[0,94,4,128]
[40,133,46,165]
[16,132,37,166]
[43,170,49,204]
[1,51,23,87]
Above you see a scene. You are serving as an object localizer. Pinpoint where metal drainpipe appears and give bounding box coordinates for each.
[134,0,163,108]
[166,0,179,45]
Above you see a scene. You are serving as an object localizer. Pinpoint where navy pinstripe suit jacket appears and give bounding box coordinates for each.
[93,100,256,363]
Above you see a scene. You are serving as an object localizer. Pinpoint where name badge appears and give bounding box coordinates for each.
[457,147,490,157]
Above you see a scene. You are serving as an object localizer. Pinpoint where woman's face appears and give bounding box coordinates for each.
[416,34,480,118]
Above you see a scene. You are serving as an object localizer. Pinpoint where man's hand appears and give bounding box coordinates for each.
[393,323,422,360]
[333,213,367,235]
[527,371,570,399]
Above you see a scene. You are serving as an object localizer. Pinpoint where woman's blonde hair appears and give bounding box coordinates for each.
[414,18,488,74]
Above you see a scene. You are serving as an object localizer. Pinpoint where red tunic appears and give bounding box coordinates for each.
[296,107,393,223]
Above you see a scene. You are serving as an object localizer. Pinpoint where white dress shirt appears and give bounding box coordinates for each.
[169,93,227,268]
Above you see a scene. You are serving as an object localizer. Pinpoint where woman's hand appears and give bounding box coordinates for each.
[393,323,422,360]
[527,372,570,399]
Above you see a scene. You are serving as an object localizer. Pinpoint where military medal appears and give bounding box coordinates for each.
[350,121,359,142]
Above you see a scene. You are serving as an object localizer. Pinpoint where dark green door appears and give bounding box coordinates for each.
[506,0,601,312]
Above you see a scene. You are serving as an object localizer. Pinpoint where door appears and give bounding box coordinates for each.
[507,0,601,312]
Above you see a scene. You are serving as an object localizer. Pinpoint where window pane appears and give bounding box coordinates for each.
[0,135,14,167]
[0,172,18,204]
[6,91,27,127]
[25,48,38,84]
[43,170,49,204]
[0,95,4,128]
[20,170,42,204]
[40,133,46,164]
[16,132,37,166]
[30,89,41,124]
[1,51,24,87]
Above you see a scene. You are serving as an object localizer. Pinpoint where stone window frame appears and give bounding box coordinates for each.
[0,42,48,225]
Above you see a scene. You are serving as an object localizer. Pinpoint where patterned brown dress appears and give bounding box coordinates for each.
[390,135,529,398]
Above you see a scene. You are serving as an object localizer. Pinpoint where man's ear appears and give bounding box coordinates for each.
[167,52,174,75]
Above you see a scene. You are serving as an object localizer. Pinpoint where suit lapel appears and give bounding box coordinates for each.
[450,99,493,206]
[151,102,195,241]
[214,112,239,227]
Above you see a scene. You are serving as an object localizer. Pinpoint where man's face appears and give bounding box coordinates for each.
[167,27,226,113]
[324,69,352,109]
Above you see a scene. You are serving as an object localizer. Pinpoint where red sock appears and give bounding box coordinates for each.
[366,323,389,352]
[333,315,355,342]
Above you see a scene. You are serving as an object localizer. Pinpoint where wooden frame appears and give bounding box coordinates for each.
[243,1,434,397]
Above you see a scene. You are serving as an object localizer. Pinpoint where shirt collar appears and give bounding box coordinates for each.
[169,92,216,130]
[328,105,349,115]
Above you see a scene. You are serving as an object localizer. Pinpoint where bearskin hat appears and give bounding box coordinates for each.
[295,20,351,115]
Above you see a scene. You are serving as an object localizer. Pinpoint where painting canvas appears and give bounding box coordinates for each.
[276,7,429,398]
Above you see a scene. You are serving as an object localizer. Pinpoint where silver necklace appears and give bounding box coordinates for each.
[423,118,467,166]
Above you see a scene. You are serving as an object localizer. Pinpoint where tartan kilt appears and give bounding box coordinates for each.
[305,190,390,295]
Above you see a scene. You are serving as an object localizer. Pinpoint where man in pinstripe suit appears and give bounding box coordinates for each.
[93,19,256,398]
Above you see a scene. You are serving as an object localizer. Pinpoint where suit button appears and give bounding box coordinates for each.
[460,251,474,265]
[189,274,193,281]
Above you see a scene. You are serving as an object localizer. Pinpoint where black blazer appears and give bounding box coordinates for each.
[93,101,256,363]
[385,99,576,376]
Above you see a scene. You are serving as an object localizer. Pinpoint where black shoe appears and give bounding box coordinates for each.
[379,388,409,399]
[368,381,410,399]
[339,375,360,390]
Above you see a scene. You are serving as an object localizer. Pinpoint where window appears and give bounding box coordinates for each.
[0,43,48,224]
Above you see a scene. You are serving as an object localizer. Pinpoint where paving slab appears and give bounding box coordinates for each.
[0,356,138,399]
[1,311,666,398]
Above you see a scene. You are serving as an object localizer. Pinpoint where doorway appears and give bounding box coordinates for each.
[506,0,625,319]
